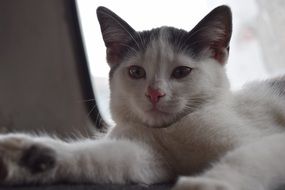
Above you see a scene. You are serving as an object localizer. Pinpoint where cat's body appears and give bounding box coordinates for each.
[108,76,285,176]
[0,5,285,190]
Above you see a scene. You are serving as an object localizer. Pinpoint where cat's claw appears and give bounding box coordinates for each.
[173,177,234,190]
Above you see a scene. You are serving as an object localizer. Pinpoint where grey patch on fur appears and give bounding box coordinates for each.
[268,76,285,96]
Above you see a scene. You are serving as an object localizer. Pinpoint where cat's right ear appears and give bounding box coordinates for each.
[187,5,232,65]
[97,6,137,66]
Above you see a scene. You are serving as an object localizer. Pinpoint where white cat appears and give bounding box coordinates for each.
[0,5,285,190]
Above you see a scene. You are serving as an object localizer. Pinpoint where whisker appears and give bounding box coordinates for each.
[185,25,220,41]
[177,25,224,52]
[117,42,139,55]
[78,99,96,103]
[86,104,97,118]
[95,113,102,127]
[137,32,144,50]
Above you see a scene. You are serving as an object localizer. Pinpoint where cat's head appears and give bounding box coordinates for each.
[97,6,232,128]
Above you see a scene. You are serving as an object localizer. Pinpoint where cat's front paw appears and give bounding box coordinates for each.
[0,134,57,184]
[173,177,234,190]
[18,144,56,174]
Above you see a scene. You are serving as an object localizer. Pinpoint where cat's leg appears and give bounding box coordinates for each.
[173,133,285,190]
[0,133,171,185]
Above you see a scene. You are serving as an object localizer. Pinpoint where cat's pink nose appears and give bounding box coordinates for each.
[145,87,165,104]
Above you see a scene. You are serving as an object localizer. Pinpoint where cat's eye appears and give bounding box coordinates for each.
[171,66,192,79]
[128,65,146,79]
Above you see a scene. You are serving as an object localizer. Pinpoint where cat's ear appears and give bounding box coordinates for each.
[187,5,232,64]
[97,6,137,66]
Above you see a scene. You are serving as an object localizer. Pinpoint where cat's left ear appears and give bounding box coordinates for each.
[97,6,137,66]
[188,5,232,64]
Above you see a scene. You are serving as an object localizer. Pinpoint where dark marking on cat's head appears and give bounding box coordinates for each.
[97,5,232,77]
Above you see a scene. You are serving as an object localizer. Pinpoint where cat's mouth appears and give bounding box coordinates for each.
[147,107,171,115]
[142,107,191,129]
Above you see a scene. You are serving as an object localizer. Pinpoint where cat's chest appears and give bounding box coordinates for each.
[110,119,232,175]
[152,125,227,175]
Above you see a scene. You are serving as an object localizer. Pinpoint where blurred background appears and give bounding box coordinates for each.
[76,0,285,126]
[0,0,103,138]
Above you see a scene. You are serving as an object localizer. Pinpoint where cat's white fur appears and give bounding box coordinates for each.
[0,5,284,190]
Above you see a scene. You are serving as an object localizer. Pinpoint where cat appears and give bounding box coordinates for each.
[0,5,284,190]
